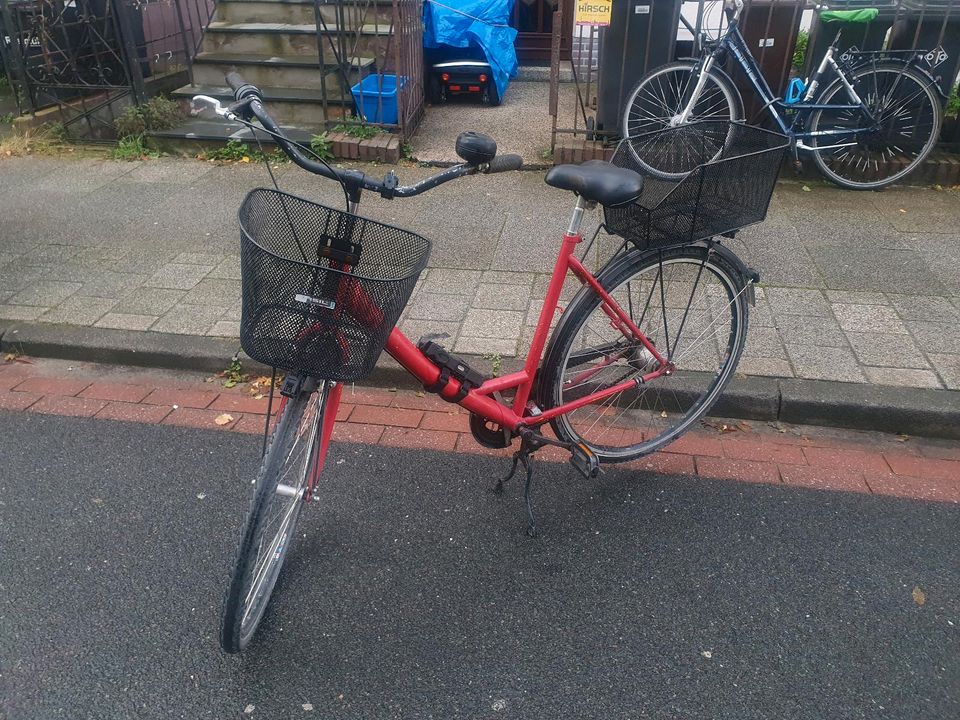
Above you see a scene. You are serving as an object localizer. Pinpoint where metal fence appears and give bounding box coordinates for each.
[550,0,960,150]
[0,0,213,131]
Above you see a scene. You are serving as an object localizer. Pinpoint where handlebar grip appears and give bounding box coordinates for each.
[485,154,523,174]
[225,71,261,102]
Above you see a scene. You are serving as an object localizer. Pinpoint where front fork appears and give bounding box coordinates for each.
[305,381,342,502]
[675,54,716,125]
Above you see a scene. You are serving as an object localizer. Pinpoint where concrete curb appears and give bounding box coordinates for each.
[2,321,958,440]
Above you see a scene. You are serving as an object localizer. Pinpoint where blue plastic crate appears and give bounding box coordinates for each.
[351,74,406,125]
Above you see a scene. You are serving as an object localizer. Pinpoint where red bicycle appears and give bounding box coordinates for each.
[201,74,788,652]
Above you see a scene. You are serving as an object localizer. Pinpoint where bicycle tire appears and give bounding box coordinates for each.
[220,381,329,653]
[808,63,942,190]
[537,244,750,462]
[620,61,744,179]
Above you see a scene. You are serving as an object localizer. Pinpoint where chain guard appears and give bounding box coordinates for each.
[469,412,512,449]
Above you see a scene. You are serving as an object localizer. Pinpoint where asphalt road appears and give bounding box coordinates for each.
[1,411,957,720]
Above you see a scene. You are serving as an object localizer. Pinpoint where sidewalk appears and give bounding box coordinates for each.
[0,153,958,403]
[2,357,958,503]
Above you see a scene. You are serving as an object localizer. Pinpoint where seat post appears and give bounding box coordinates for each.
[567,195,593,236]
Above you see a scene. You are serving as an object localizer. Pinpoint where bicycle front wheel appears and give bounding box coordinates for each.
[220,381,330,653]
[809,63,941,190]
[538,245,750,462]
[621,61,744,140]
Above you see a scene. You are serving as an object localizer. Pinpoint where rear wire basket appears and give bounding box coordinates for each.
[605,121,790,250]
[239,189,431,380]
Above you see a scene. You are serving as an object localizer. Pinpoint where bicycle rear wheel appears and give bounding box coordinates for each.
[809,63,941,190]
[220,380,330,653]
[538,244,749,462]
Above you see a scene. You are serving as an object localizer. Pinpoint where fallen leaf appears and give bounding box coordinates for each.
[253,394,264,400]
[801,185,811,192]
[302,703,314,711]
[244,705,255,715]
[3,352,17,362]
[214,413,234,426]
[912,586,926,605]
[934,184,943,191]
[898,208,907,213]
[223,379,238,388]
[660,410,668,418]
[736,421,752,432]
[241,156,251,163]
[701,650,713,659]
[895,434,910,442]
[416,391,425,398]
[196,493,206,500]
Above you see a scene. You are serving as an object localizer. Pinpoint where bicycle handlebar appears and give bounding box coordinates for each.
[218,72,520,200]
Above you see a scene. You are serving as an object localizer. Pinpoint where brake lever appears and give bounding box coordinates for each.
[190,95,235,120]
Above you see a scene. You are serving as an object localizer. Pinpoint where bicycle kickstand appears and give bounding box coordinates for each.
[494,431,543,537]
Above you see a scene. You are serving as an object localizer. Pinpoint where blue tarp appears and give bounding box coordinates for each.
[423,0,518,101]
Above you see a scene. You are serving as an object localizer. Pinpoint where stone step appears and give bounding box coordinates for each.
[150,116,319,146]
[172,83,352,126]
[216,0,393,28]
[192,52,374,93]
[203,21,391,62]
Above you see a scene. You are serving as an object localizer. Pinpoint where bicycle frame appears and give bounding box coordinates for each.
[685,19,876,151]
[307,198,676,484]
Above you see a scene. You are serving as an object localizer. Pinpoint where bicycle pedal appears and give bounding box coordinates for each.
[570,442,600,479]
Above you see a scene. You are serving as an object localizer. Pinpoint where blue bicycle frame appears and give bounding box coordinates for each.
[681,18,877,153]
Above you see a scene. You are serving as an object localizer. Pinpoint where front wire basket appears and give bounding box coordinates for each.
[605,121,790,250]
[239,188,431,380]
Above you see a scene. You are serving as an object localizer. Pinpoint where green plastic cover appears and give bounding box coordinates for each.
[820,8,880,23]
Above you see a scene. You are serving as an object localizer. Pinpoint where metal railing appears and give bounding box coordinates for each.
[549,0,960,151]
[0,0,212,129]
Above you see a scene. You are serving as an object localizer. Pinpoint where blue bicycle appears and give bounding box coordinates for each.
[621,0,945,189]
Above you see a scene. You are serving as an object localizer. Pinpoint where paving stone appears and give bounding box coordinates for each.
[424,268,481,294]
[0,291,12,304]
[472,283,531,312]
[480,270,535,286]
[764,287,832,317]
[38,296,117,326]
[831,303,908,334]
[406,292,472,322]
[207,256,242,280]
[749,298,775,328]
[95,313,158,331]
[109,247,181,275]
[845,331,930,369]
[532,273,582,301]
[887,294,960,323]
[181,279,241,307]
[785,343,866,383]
[862,367,943,389]
[114,288,185,316]
[396,318,460,345]
[143,263,213,290]
[906,321,960,355]
[927,353,960,390]
[454,337,519,357]
[736,357,794,378]
[0,305,46,321]
[78,272,148,299]
[809,244,945,293]
[17,244,82,265]
[741,326,787,359]
[220,305,242,322]
[824,290,889,305]
[174,252,226,266]
[208,320,241,337]
[10,281,82,307]
[150,304,226,335]
[775,315,849,348]
[461,308,523,340]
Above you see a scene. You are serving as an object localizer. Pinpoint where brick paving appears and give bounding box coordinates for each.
[1,357,958,504]
[1,155,959,391]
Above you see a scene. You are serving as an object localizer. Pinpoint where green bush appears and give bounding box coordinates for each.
[792,30,809,72]
[112,134,158,160]
[115,96,183,138]
[947,85,960,117]
[309,132,334,161]
[332,122,380,139]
